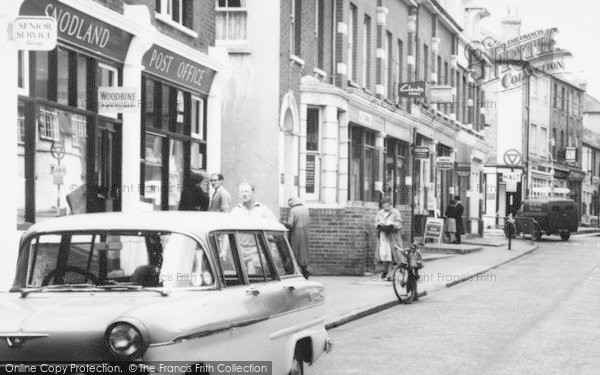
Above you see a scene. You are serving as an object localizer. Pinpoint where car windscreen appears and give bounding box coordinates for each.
[22,231,215,289]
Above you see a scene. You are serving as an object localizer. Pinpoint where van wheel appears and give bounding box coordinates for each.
[289,358,304,375]
[560,232,570,241]
[534,230,542,241]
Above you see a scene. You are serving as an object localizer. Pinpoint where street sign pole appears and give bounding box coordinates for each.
[410,127,417,244]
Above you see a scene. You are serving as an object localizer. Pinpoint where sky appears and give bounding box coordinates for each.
[478,0,600,99]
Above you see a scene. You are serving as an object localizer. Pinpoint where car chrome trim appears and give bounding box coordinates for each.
[268,316,326,340]
[148,321,233,347]
[0,333,49,350]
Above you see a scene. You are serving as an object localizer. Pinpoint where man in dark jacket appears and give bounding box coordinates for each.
[178,173,210,211]
[454,195,465,243]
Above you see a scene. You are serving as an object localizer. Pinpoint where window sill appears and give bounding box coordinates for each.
[215,39,251,54]
[348,80,360,88]
[313,67,327,79]
[363,87,373,95]
[155,13,198,38]
[290,54,305,67]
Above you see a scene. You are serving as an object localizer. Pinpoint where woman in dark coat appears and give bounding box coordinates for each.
[286,197,310,279]
[178,173,210,211]
[444,200,458,243]
[454,195,465,243]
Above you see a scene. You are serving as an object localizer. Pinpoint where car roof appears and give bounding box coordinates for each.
[23,212,287,237]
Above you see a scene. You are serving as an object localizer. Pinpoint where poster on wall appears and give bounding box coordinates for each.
[306,155,316,193]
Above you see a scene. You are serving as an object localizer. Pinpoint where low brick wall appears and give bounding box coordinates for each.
[281,202,412,276]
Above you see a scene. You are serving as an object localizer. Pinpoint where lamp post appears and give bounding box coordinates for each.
[549,137,556,197]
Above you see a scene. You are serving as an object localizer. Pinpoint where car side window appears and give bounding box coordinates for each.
[213,232,243,286]
[265,232,297,277]
[237,232,273,283]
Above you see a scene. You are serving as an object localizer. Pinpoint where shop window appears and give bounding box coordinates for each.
[17,103,25,144]
[191,141,207,172]
[143,78,156,129]
[38,106,60,141]
[18,51,29,96]
[57,49,69,105]
[33,51,49,99]
[216,0,247,41]
[71,115,87,148]
[168,139,185,209]
[160,85,172,129]
[385,139,409,205]
[174,90,185,134]
[349,126,378,202]
[156,0,193,29]
[76,55,88,110]
[191,96,205,139]
[98,63,119,118]
[143,133,164,210]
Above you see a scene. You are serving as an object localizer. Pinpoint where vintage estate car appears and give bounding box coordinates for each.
[0,212,332,374]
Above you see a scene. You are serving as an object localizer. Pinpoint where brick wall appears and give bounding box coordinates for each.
[281,203,411,275]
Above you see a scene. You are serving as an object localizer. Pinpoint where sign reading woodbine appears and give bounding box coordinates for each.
[98,87,137,113]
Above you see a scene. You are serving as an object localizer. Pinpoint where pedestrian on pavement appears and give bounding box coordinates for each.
[454,195,465,244]
[444,200,458,243]
[374,197,403,281]
[230,182,278,221]
[285,197,310,279]
[178,173,210,211]
[208,173,231,212]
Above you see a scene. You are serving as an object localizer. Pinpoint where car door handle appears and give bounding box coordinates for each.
[246,288,260,297]
[283,285,295,291]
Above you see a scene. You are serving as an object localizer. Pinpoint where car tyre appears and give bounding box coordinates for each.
[289,357,304,375]
[560,231,570,241]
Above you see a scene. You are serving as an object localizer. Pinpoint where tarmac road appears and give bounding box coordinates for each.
[306,234,600,375]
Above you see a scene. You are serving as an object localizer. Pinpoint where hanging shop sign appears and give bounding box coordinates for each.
[568,169,585,182]
[142,44,216,95]
[19,0,133,61]
[414,146,430,159]
[98,86,138,113]
[428,86,454,103]
[13,16,57,50]
[398,81,426,98]
[436,156,454,170]
[592,176,600,185]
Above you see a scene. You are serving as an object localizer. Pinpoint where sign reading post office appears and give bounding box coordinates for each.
[13,16,57,50]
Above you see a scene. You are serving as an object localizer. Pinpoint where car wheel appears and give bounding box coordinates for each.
[560,232,570,241]
[289,357,304,375]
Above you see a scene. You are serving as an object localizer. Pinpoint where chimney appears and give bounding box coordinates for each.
[501,6,521,42]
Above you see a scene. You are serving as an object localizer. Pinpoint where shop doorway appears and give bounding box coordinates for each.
[505,182,522,217]
[92,120,122,212]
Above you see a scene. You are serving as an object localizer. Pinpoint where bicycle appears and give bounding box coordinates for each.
[392,242,424,304]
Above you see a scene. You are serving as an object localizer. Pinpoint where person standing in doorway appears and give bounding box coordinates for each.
[178,173,210,211]
[454,195,465,244]
[208,173,231,212]
[374,197,403,281]
[230,183,278,220]
[285,197,310,279]
[444,200,458,243]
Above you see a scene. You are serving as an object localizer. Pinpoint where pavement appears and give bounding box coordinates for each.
[316,236,539,330]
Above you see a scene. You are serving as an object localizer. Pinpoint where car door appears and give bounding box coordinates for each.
[226,231,278,362]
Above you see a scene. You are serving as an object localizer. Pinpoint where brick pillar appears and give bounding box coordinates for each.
[335,0,348,88]
[375,6,388,99]
[338,111,349,205]
[321,105,339,204]
[376,132,385,200]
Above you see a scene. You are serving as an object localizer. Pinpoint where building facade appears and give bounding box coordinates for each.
[582,93,600,225]
[3,0,230,289]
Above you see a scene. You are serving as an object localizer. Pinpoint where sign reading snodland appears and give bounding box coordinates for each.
[98,87,137,113]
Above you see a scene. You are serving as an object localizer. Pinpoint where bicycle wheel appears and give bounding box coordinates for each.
[392,264,415,304]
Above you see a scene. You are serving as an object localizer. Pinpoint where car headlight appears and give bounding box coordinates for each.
[105,322,146,359]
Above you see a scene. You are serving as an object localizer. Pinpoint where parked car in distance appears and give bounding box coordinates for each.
[0,212,332,374]
[515,198,579,241]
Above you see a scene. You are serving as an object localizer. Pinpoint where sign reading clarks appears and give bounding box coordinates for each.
[398,82,426,98]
